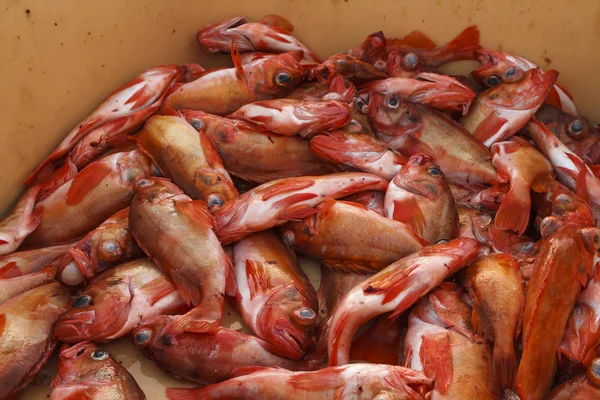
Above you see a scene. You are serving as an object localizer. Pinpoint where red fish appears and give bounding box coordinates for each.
[0,186,42,255]
[0,243,72,279]
[214,172,388,245]
[0,265,56,305]
[546,358,600,399]
[309,54,387,84]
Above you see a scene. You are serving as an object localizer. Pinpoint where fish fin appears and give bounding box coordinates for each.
[162,313,218,337]
[494,184,530,235]
[65,161,112,205]
[420,332,453,395]
[174,200,215,229]
[473,112,508,146]
[245,259,271,299]
[124,84,154,109]
[289,370,344,391]
[323,260,376,274]
[276,193,320,220]
[392,197,426,237]
[139,275,178,306]
[264,30,292,44]
[161,106,180,117]
[261,15,294,31]
[225,255,237,297]
[232,366,281,378]
[198,130,225,169]
[231,41,244,79]
[566,153,590,201]
[493,341,517,389]
[260,179,316,200]
[0,314,5,337]
[396,30,437,50]
[442,25,480,60]
[169,270,201,307]
[0,262,21,279]
[72,115,105,143]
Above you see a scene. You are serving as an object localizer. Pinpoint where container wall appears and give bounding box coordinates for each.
[1,0,599,213]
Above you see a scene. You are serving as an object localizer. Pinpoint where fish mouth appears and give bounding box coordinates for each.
[272,328,307,360]
[54,311,97,342]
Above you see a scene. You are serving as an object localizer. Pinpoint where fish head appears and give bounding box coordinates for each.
[54,342,119,388]
[54,276,131,342]
[549,119,600,165]
[360,90,421,140]
[117,148,156,184]
[256,284,318,359]
[196,16,253,53]
[394,153,446,201]
[132,315,176,351]
[386,50,422,78]
[132,176,184,204]
[359,31,386,64]
[471,48,532,87]
[246,50,305,99]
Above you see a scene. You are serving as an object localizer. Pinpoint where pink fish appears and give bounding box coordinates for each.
[0,265,56,305]
[0,243,71,279]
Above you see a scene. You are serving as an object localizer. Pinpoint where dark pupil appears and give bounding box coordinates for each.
[486,75,501,87]
[207,195,224,207]
[356,99,364,108]
[73,295,90,308]
[504,67,517,78]
[571,120,584,133]
[191,120,203,130]
[92,350,105,359]
[300,309,314,318]
[428,167,441,176]
[276,72,291,85]
[388,96,399,107]
[135,330,150,344]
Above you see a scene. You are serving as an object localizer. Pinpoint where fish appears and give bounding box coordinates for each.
[359,73,476,114]
[546,358,600,399]
[54,207,141,286]
[0,186,42,255]
[163,50,304,115]
[517,223,600,400]
[280,198,426,273]
[340,190,385,215]
[54,258,187,342]
[233,230,319,360]
[196,15,321,62]
[25,65,182,185]
[309,54,388,84]
[460,253,525,389]
[214,172,389,245]
[365,99,498,190]
[0,265,56,305]
[459,68,559,147]
[349,313,405,365]
[133,315,311,385]
[0,282,69,400]
[165,363,433,400]
[536,104,600,164]
[327,238,480,366]
[0,243,72,278]
[181,109,341,183]
[23,149,155,247]
[491,137,555,235]
[227,98,352,138]
[472,48,579,116]
[137,113,237,210]
[51,341,145,400]
[355,31,387,69]
[404,283,498,399]
[309,130,406,180]
[384,153,458,244]
[129,178,235,336]
[317,265,372,322]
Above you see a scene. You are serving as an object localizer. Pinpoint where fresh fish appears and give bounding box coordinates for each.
[327,238,480,366]
[340,190,385,215]
[24,149,155,247]
[129,178,235,336]
[460,253,525,389]
[0,265,56,305]
[280,198,425,273]
[460,68,558,147]
[214,172,389,245]
[0,186,42,255]
[0,243,72,278]
[309,54,387,84]
[51,341,145,400]
[165,363,433,400]
[384,153,458,244]
[132,315,309,384]
[0,282,69,400]
[181,109,341,183]
[137,113,237,210]
[546,358,600,399]
[54,258,187,342]
[233,230,318,359]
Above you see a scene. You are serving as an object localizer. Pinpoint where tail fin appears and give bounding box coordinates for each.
[440,25,481,62]
[493,342,517,389]
[494,184,531,235]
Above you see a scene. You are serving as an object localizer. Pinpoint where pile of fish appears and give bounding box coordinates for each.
[2,14,600,400]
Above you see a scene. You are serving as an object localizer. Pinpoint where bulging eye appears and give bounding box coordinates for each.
[73,295,92,308]
[504,67,517,78]
[485,75,501,87]
[401,53,419,70]
[191,119,203,130]
[428,167,442,176]
[275,71,292,86]
[207,194,225,208]
[568,119,587,138]
[91,349,108,361]
[134,328,152,346]
[136,179,153,189]
[97,240,122,262]
[386,95,400,109]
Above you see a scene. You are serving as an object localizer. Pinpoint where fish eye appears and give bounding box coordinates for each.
[282,231,296,248]
[275,71,292,86]
[436,239,448,244]
[386,95,400,109]
[568,119,586,137]
[134,328,152,345]
[504,67,517,78]
[428,167,442,176]
[401,53,419,70]
[98,240,122,262]
[191,119,203,130]
[91,349,108,361]
[136,179,153,189]
[73,295,92,308]
[207,194,225,208]
[485,75,501,87]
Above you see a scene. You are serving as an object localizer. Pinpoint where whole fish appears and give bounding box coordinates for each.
[196,15,321,62]
[491,137,555,235]
[327,238,480,366]
[404,283,498,399]
[384,153,458,244]
[0,282,69,400]
[536,104,600,164]
[165,364,433,400]
[0,243,72,278]
[51,341,145,400]
[309,54,387,84]
[460,253,525,389]
[181,109,340,183]
[360,73,476,114]
[233,230,318,360]
[129,178,235,336]
[365,99,497,190]
[133,315,309,384]
[309,130,405,180]
[280,198,425,273]
[54,258,187,342]
[25,65,182,184]
[517,223,600,400]
[55,208,141,286]
[0,186,42,255]
[214,172,389,245]
[137,113,237,209]
[472,48,579,116]
[24,149,155,247]
[227,98,352,138]
[340,190,385,215]
[459,68,558,147]
[163,50,304,115]
[547,358,600,399]
[0,265,56,305]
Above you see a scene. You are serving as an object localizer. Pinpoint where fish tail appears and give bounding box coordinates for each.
[494,184,530,235]
[493,341,517,389]
[439,25,480,62]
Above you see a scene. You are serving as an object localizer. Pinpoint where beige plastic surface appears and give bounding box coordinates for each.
[1,0,599,397]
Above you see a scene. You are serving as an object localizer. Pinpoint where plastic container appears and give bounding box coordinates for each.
[3,1,599,398]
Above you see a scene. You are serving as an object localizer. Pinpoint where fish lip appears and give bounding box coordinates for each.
[272,327,306,359]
